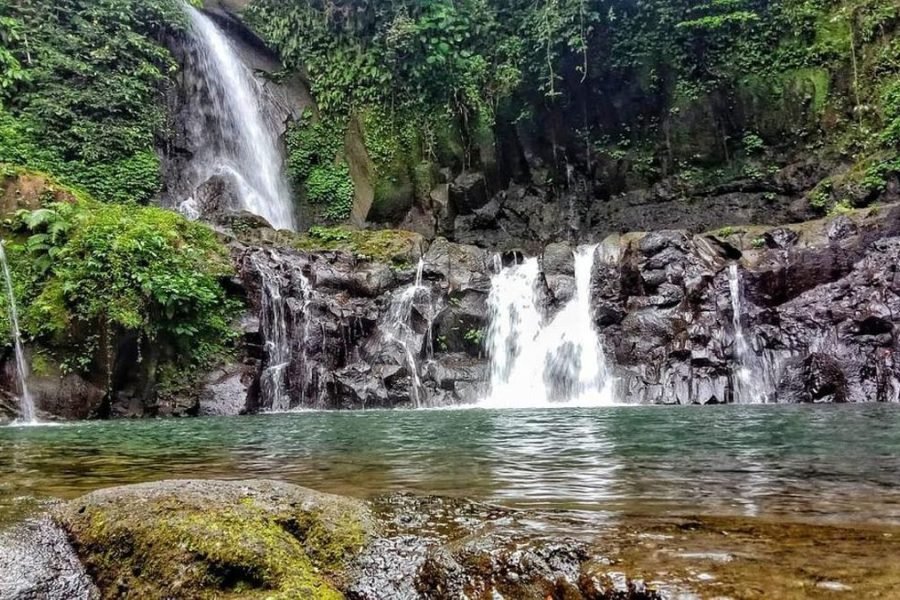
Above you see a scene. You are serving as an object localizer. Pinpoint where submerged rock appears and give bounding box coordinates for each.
[1,481,664,600]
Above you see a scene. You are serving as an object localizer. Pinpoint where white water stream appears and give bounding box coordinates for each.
[382,260,427,408]
[0,242,36,423]
[182,6,294,230]
[727,264,780,404]
[482,246,615,407]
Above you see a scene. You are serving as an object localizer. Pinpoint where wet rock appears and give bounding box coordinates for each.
[425,354,488,402]
[55,479,373,600]
[0,517,99,600]
[449,171,489,214]
[776,354,847,403]
[348,494,662,600]
[197,362,254,416]
[422,238,491,292]
[543,242,575,276]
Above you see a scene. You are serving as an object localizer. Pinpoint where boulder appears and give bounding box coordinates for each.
[54,479,374,600]
[449,171,489,214]
[197,363,254,416]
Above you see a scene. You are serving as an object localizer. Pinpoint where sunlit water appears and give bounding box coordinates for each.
[3,405,900,528]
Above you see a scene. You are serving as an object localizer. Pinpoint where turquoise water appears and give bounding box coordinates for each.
[3,405,900,526]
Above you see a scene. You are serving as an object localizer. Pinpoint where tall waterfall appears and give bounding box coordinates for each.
[482,246,615,407]
[0,243,36,423]
[181,6,294,230]
[728,264,770,404]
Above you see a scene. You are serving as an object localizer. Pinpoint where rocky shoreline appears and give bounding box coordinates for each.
[0,480,660,600]
[4,478,900,600]
[4,202,900,421]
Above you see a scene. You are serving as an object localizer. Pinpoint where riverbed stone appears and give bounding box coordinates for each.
[54,479,375,600]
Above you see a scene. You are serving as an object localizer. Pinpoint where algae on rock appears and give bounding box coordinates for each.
[54,480,375,600]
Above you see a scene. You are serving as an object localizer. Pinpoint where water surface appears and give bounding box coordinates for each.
[3,404,900,526]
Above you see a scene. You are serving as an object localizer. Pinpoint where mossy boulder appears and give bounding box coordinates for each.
[291,227,425,266]
[53,479,375,600]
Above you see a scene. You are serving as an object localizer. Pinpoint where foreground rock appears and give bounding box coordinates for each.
[0,517,99,600]
[1,480,661,600]
[54,480,373,599]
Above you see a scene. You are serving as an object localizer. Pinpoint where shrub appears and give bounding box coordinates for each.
[6,195,240,378]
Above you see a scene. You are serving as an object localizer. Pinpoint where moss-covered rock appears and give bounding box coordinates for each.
[53,479,375,600]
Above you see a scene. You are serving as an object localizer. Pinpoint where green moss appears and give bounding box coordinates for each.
[292,226,422,264]
[786,67,830,114]
[56,481,373,600]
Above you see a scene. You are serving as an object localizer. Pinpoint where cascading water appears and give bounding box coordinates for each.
[254,256,312,411]
[382,260,427,407]
[482,245,615,408]
[180,6,294,230]
[0,242,36,423]
[727,264,772,404]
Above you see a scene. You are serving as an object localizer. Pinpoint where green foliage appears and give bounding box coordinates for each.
[308,226,351,244]
[0,0,185,204]
[742,132,765,154]
[463,328,485,345]
[881,80,900,146]
[305,165,354,221]
[285,111,355,222]
[3,194,239,378]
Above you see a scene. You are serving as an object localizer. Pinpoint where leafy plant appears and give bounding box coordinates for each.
[464,328,485,345]
[6,196,240,379]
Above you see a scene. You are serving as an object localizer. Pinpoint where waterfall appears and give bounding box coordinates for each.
[180,6,295,230]
[0,242,36,423]
[382,259,427,407]
[727,264,772,404]
[254,256,313,411]
[482,245,615,408]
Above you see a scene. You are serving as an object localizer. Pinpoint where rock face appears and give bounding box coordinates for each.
[231,205,900,411]
[8,204,900,418]
[235,235,494,410]
[598,205,900,404]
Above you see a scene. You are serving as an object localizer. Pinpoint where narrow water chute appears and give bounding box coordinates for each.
[0,242,36,423]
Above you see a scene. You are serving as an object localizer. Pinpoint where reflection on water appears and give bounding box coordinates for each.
[3,405,900,526]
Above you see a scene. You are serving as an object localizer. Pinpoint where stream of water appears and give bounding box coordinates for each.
[180,6,294,230]
[0,243,35,424]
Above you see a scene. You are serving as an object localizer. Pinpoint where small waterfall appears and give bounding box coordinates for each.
[181,6,295,230]
[382,260,427,407]
[727,264,770,404]
[482,245,615,408]
[0,243,36,423]
[254,256,313,411]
